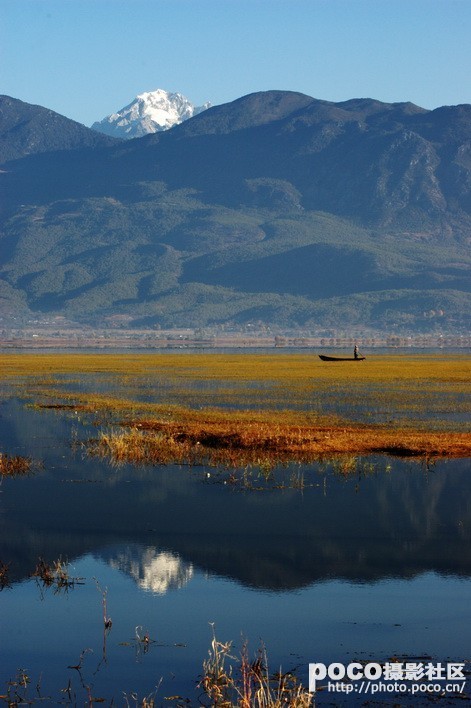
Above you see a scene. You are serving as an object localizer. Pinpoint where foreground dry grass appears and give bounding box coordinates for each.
[2,351,470,466]
[0,452,33,476]
[90,412,471,469]
[200,629,312,707]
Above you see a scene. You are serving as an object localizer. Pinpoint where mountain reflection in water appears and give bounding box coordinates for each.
[1,398,470,704]
[0,399,470,590]
[106,545,194,593]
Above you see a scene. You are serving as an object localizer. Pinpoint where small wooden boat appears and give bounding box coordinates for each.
[318,354,366,362]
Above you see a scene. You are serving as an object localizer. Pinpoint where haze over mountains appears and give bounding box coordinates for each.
[0,90,470,333]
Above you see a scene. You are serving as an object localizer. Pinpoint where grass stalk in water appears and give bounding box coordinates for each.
[200,627,312,707]
[0,452,33,477]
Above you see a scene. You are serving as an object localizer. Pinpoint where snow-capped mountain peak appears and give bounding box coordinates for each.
[91,89,211,139]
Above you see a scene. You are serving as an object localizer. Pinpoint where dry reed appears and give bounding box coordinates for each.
[200,628,312,707]
[32,557,83,591]
[0,452,33,476]
[89,415,471,470]
[0,560,10,590]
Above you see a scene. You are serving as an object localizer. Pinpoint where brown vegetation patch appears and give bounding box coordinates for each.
[32,557,83,591]
[0,452,33,476]
[90,415,471,470]
[0,561,10,590]
[37,403,89,410]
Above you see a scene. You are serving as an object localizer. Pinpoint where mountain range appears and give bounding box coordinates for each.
[91,89,211,139]
[0,90,470,333]
[0,94,117,164]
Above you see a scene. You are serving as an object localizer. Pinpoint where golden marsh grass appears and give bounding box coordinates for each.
[1,352,470,467]
[90,416,471,469]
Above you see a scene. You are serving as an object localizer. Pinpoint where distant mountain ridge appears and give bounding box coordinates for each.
[0,95,118,164]
[91,89,211,139]
[152,91,470,231]
[0,90,469,332]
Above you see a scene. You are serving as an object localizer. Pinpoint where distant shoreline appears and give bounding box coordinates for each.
[0,333,470,350]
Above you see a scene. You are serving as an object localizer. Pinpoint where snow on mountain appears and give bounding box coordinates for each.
[91,89,211,139]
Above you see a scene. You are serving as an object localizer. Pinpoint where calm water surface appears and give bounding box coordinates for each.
[0,397,470,705]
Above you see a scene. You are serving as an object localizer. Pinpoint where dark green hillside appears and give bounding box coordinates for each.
[0,95,118,164]
[1,189,469,331]
[4,92,471,232]
[0,92,470,332]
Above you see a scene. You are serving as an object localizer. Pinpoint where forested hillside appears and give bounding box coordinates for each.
[1,91,470,332]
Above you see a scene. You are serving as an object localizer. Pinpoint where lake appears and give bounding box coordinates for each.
[0,353,470,705]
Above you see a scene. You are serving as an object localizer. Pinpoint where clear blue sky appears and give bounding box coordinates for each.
[1,0,470,126]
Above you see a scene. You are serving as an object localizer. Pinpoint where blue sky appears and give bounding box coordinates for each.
[1,0,470,126]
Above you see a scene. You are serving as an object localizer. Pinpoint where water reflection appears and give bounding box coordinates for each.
[105,545,194,594]
[1,398,470,704]
[0,400,470,591]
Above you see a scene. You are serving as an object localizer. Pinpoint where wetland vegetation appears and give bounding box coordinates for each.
[2,351,469,469]
[0,450,33,476]
[0,350,470,704]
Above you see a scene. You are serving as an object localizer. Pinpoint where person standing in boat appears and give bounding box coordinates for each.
[354,344,359,359]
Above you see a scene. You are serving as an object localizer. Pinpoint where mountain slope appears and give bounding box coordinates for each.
[4,90,471,231]
[139,92,471,231]
[0,95,118,164]
[0,91,470,332]
[91,89,211,139]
